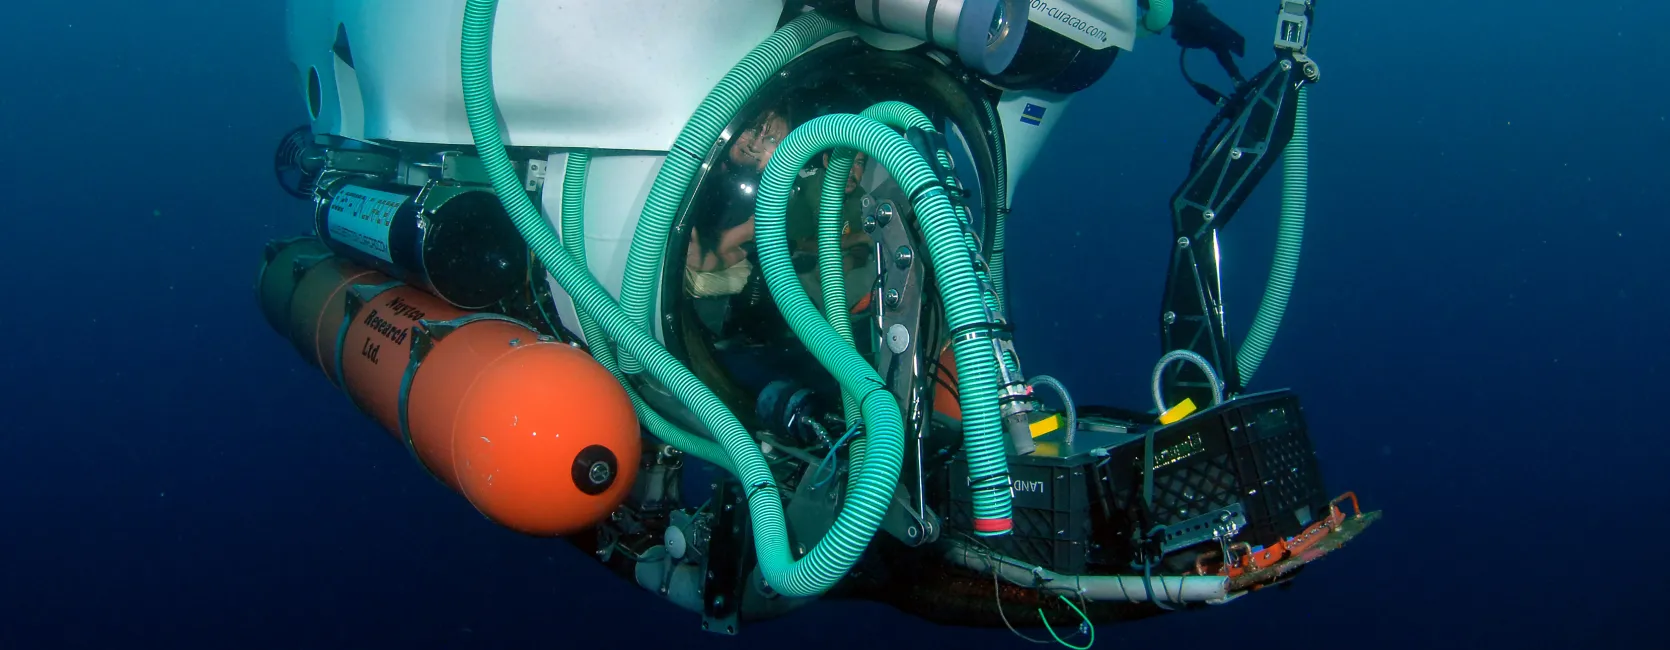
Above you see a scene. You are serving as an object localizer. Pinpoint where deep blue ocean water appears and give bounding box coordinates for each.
[2,1,1664,648]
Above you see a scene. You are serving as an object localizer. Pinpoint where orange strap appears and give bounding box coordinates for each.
[850,291,873,314]
[1195,492,1362,579]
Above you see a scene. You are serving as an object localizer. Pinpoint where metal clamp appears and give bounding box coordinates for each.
[1273,0,1314,54]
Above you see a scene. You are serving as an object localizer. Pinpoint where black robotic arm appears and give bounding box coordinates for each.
[1156,0,1320,410]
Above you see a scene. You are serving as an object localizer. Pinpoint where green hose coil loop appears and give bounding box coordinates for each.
[817,149,862,424]
[463,0,917,597]
[854,101,936,133]
[817,101,934,424]
[560,152,735,471]
[614,12,848,374]
[837,101,1002,333]
[560,153,610,376]
[784,112,1014,534]
[1236,85,1308,384]
[870,103,1020,390]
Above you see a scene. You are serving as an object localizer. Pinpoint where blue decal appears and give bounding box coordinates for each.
[1020,103,1046,126]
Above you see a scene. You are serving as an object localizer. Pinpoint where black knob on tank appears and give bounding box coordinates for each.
[571,445,620,496]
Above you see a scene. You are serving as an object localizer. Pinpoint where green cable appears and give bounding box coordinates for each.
[1040,594,1094,650]
[462,0,910,597]
[762,113,1013,535]
[614,11,847,374]
[560,152,734,471]
[1235,85,1308,385]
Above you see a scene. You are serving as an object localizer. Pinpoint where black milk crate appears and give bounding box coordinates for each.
[1094,389,1331,567]
[947,456,1093,574]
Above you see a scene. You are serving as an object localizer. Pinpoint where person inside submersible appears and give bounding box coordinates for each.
[675,92,891,411]
[684,98,879,341]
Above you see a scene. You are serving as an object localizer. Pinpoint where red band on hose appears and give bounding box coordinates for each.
[973,518,1013,533]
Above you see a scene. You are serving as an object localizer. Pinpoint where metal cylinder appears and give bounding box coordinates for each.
[314,177,529,309]
[854,0,1028,75]
[757,379,820,445]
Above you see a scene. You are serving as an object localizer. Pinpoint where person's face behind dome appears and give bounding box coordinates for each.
[730,112,788,172]
[821,151,867,194]
[843,152,866,193]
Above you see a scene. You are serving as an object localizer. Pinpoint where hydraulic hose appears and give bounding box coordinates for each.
[1151,348,1223,413]
[1026,375,1075,447]
[819,103,1018,523]
[817,148,861,425]
[814,101,1018,514]
[816,101,934,425]
[614,11,847,374]
[560,152,734,471]
[1236,85,1308,386]
[462,0,905,598]
[773,113,1014,535]
[825,103,1010,387]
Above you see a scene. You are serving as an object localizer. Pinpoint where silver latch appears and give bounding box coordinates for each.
[1161,503,1247,554]
[524,158,548,193]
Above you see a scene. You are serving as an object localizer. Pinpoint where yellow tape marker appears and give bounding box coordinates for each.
[1029,413,1063,438]
[1158,397,1198,425]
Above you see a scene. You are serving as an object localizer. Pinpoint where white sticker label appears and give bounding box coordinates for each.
[327,185,404,264]
[1029,0,1116,49]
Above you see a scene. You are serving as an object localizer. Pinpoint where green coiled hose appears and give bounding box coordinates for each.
[816,149,862,425]
[1236,84,1308,385]
[560,152,734,471]
[827,102,998,336]
[463,0,914,598]
[614,11,847,374]
[816,101,934,425]
[859,103,1025,421]
[787,112,1014,535]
